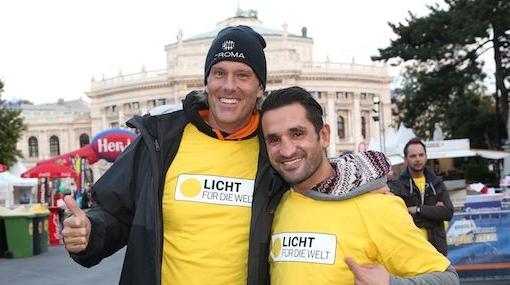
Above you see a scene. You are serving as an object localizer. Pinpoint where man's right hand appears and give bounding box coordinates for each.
[62,195,91,253]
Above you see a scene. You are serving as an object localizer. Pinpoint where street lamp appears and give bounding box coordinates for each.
[372,96,385,153]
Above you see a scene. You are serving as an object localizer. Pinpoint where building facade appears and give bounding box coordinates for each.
[17,98,91,167]
[19,10,392,167]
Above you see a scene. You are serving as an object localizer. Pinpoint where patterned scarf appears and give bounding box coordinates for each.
[311,150,390,195]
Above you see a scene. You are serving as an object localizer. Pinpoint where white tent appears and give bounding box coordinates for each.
[369,125,510,165]
[0,179,8,204]
[0,172,37,207]
[8,161,28,176]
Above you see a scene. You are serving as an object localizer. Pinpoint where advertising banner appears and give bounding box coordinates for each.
[447,207,510,279]
[91,129,137,162]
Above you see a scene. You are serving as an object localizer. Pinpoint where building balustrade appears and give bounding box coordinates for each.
[90,69,168,92]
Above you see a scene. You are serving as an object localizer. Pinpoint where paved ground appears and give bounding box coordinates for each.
[1,245,510,284]
[462,280,510,285]
[0,245,124,285]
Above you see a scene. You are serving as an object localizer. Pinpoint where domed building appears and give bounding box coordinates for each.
[19,9,392,169]
[87,9,392,156]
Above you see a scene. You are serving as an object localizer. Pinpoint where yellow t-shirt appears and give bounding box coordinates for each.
[161,123,259,285]
[413,176,426,192]
[412,176,428,239]
[270,190,450,285]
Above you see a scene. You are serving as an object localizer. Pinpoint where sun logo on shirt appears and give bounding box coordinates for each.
[271,237,282,258]
[180,178,202,198]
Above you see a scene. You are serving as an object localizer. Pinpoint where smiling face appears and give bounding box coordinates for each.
[262,103,332,193]
[205,61,263,134]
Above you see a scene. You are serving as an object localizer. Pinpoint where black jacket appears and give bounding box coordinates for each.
[389,167,454,255]
[70,92,286,284]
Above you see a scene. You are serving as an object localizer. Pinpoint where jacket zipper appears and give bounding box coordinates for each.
[129,117,163,284]
[154,139,160,152]
[153,138,163,285]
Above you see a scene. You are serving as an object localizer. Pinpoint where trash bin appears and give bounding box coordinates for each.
[2,212,35,258]
[30,204,50,255]
[0,216,7,257]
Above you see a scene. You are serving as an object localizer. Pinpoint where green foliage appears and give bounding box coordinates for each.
[0,80,24,166]
[396,62,505,148]
[462,159,495,184]
[374,0,510,148]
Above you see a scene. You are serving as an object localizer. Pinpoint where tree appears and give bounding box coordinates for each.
[373,0,510,147]
[394,62,504,148]
[0,79,24,166]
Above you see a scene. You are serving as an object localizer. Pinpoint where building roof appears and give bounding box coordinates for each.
[177,9,307,43]
[21,98,90,113]
[185,25,291,41]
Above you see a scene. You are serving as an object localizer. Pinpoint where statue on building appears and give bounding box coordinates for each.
[282,23,288,38]
[301,26,307,37]
[433,123,444,141]
[236,8,258,19]
[176,29,183,45]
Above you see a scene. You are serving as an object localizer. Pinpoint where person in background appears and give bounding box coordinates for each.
[260,86,459,285]
[389,137,454,256]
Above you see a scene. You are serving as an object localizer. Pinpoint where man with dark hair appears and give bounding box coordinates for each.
[62,25,286,285]
[390,137,454,256]
[261,86,458,285]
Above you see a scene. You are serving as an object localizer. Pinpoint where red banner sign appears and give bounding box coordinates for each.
[91,129,137,162]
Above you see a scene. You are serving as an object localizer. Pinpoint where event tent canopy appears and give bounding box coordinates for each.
[369,124,510,165]
[0,171,37,206]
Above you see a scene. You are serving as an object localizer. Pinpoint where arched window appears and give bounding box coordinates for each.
[28,136,38,158]
[337,116,345,139]
[49,135,60,156]
[79,133,90,148]
[361,116,367,139]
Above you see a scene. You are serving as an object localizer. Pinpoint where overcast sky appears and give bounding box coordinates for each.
[1,0,443,104]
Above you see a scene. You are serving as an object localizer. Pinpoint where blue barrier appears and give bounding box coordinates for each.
[447,210,510,279]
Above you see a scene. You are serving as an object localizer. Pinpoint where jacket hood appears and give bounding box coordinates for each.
[303,150,390,201]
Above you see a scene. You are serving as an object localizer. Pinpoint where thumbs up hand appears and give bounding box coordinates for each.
[62,195,91,253]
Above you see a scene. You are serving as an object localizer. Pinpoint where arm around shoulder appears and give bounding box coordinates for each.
[390,265,459,285]
[365,196,451,277]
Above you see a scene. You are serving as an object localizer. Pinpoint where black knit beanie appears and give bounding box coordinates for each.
[204,25,267,89]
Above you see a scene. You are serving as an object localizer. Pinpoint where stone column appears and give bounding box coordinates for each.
[118,107,125,129]
[141,100,148,115]
[326,91,337,157]
[40,131,49,160]
[101,108,107,130]
[352,92,362,147]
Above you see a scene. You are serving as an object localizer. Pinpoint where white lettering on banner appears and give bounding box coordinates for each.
[271,232,336,264]
[97,138,131,153]
[175,174,254,207]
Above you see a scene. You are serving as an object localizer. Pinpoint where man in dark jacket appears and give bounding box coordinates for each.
[62,25,286,285]
[389,138,454,255]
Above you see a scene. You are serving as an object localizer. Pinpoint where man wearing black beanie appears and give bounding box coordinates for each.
[204,25,267,89]
[63,24,287,285]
